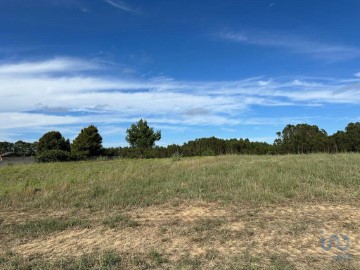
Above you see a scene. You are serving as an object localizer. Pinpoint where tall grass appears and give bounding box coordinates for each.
[0,154,359,210]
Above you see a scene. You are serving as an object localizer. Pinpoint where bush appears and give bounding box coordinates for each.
[36,150,70,163]
[69,151,89,161]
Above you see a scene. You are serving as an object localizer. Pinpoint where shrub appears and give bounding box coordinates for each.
[36,150,70,163]
[69,151,88,161]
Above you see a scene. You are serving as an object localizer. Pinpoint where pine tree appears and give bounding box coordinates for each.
[72,125,103,157]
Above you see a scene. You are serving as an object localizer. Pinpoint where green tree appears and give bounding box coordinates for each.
[275,124,328,154]
[37,131,70,153]
[14,140,36,156]
[0,141,14,154]
[36,131,70,162]
[126,119,161,149]
[329,131,349,153]
[72,125,103,157]
[345,122,360,152]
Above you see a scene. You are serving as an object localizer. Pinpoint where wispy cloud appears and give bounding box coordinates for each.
[0,58,98,75]
[104,0,138,14]
[219,31,360,61]
[1,57,360,142]
[355,72,360,78]
[0,112,79,129]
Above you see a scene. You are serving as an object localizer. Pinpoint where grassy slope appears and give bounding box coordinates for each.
[0,154,359,210]
[1,154,360,270]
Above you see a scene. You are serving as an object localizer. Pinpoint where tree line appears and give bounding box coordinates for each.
[0,141,36,157]
[1,120,360,162]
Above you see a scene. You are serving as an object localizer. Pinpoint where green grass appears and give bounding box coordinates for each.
[102,213,140,228]
[1,154,359,270]
[2,217,91,238]
[0,250,122,270]
[0,154,359,210]
[148,249,168,265]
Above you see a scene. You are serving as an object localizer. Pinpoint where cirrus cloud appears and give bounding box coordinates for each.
[219,30,360,62]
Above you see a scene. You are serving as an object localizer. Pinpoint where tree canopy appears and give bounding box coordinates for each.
[72,125,103,157]
[275,124,328,154]
[345,122,360,152]
[37,131,70,153]
[3,121,360,162]
[126,119,161,149]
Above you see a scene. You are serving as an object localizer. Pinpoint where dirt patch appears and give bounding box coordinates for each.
[5,202,360,269]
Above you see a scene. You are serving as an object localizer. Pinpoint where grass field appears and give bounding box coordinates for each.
[0,154,359,269]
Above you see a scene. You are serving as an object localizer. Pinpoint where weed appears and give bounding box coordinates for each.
[102,214,139,228]
[172,152,183,161]
[149,249,167,265]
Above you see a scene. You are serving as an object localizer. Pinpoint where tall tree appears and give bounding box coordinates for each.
[72,125,103,157]
[37,131,70,153]
[275,124,328,154]
[36,131,70,162]
[329,131,349,153]
[126,119,161,149]
[345,122,360,152]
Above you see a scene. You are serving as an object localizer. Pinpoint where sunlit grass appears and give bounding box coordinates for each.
[0,154,359,210]
[1,155,359,269]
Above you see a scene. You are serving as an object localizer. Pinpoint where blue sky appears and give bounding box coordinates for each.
[1,0,360,147]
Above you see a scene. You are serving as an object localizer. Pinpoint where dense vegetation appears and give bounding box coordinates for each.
[84,121,360,158]
[0,141,36,157]
[1,122,360,162]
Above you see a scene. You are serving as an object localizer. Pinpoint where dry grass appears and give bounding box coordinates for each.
[0,202,359,269]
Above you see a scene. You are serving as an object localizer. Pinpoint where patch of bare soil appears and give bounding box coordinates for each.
[3,202,360,269]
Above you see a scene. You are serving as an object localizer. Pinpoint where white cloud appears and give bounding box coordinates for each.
[0,113,80,129]
[249,136,276,143]
[258,80,272,86]
[1,57,360,143]
[219,30,360,61]
[0,58,98,75]
[220,32,248,42]
[104,0,137,13]
[355,72,360,78]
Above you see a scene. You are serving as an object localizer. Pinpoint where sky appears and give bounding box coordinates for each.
[0,0,360,147]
